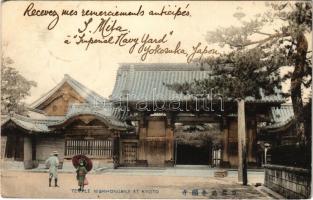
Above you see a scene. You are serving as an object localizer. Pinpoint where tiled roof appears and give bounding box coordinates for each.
[1,113,61,133]
[2,103,131,133]
[1,115,11,126]
[30,74,106,109]
[263,104,294,130]
[111,63,285,103]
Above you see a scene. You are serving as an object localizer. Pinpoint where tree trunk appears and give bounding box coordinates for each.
[291,32,308,145]
[237,99,247,185]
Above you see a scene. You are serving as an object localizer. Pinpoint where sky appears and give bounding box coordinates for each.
[2,1,311,104]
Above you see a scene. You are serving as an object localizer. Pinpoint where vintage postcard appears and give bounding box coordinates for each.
[1,0,312,199]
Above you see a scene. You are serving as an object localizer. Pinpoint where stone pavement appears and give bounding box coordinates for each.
[0,166,275,199]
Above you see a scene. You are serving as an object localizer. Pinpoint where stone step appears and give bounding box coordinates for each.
[214,170,228,178]
[175,165,211,169]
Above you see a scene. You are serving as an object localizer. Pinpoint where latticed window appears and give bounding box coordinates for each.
[65,139,112,157]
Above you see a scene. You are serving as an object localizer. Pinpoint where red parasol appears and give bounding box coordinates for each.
[72,155,93,171]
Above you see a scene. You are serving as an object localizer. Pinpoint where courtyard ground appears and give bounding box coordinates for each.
[1,166,276,199]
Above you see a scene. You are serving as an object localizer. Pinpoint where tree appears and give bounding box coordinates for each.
[1,56,37,115]
[205,2,312,145]
[167,2,312,184]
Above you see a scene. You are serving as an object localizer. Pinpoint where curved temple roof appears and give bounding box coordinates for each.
[1,103,131,133]
[1,114,59,133]
[262,104,294,131]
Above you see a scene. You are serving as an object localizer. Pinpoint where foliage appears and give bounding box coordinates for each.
[167,48,284,100]
[168,2,312,144]
[1,56,37,115]
[175,123,222,148]
[206,2,312,86]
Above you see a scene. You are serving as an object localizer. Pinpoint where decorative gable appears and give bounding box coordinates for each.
[30,74,106,116]
[39,82,85,116]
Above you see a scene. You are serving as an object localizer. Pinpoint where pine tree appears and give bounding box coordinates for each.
[167,2,312,184]
[204,2,312,145]
[169,1,311,146]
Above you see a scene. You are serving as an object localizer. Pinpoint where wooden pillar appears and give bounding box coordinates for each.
[165,113,175,163]
[23,136,33,169]
[138,115,147,161]
[112,131,120,169]
[222,117,229,163]
[238,99,247,185]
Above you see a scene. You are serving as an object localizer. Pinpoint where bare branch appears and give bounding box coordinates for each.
[231,32,290,48]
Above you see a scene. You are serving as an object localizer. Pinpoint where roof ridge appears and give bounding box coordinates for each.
[66,75,106,102]
[118,63,212,71]
[29,78,66,108]
[13,113,61,124]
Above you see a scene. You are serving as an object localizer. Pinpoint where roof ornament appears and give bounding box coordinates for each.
[64,74,70,79]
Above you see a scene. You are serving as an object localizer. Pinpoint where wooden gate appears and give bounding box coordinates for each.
[122,142,137,165]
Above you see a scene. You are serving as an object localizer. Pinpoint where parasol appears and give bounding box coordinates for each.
[72,155,93,171]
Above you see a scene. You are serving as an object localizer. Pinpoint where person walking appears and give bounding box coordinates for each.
[76,159,88,191]
[45,151,59,187]
[72,155,92,192]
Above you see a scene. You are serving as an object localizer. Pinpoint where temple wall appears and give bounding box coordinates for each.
[264,165,311,199]
[36,136,65,163]
[124,116,174,167]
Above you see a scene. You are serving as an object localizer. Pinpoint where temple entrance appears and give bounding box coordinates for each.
[175,143,211,165]
[174,123,218,166]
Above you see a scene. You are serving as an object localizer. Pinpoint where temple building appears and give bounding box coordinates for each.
[1,63,295,169]
[1,74,131,169]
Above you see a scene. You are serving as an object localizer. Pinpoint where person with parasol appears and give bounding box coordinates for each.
[72,155,92,192]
